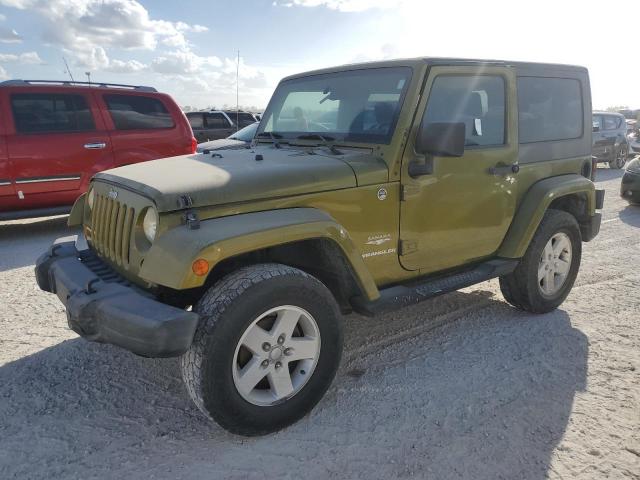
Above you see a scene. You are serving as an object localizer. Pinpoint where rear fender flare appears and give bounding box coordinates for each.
[498,174,595,258]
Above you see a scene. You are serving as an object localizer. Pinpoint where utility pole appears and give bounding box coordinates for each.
[85,71,91,84]
[236,50,240,132]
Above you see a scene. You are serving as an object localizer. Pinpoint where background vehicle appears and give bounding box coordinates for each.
[187,110,259,142]
[627,120,640,157]
[223,110,259,128]
[196,122,258,153]
[37,58,603,437]
[592,112,628,168]
[0,80,196,220]
[621,158,640,204]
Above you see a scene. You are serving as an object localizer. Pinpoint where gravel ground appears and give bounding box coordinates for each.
[0,167,638,480]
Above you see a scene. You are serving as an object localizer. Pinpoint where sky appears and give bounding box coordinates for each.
[0,0,638,111]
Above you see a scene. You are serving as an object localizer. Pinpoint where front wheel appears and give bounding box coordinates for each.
[180,263,343,436]
[499,209,582,313]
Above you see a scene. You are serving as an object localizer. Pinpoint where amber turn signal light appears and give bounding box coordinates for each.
[192,258,210,276]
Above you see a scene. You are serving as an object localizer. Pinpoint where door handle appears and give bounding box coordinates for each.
[488,164,519,176]
[84,142,107,149]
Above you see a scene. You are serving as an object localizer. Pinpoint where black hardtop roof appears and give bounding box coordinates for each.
[282,57,588,82]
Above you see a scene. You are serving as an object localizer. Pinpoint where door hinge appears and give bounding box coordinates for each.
[400,184,420,201]
[399,239,418,256]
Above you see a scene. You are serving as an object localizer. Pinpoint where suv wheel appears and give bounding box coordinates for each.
[609,145,627,169]
[499,209,581,313]
[180,263,343,436]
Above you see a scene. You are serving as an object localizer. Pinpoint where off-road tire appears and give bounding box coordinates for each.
[499,209,582,313]
[180,263,343,436]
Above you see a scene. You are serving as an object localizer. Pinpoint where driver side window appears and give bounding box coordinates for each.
[423,75,506,147]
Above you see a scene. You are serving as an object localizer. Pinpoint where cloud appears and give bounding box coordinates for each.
[151,50,221,74]
[0,0,208,51]
[0,51,44,64]
[0,65,8,80]
[73,46,147,73]
[273,0,400,12]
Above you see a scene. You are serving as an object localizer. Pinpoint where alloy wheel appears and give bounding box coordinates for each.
[232,305,321,406]
[538,232,572,296]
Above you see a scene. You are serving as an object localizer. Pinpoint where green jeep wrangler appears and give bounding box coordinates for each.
[36,58,604,436]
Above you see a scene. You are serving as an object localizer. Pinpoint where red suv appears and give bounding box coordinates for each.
[0,80,196,220]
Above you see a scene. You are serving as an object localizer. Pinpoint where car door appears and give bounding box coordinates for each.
[0,92,17,211]
[99,93,185,167]
[399,65,518,274]
[591,115,606,159]
[601,115,619,158]
[205,112,235,140]
[7,89,112,210]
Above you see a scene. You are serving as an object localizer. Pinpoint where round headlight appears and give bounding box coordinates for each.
[142,208,158,243]
[87,188,95,209]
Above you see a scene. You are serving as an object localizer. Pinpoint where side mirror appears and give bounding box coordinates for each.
[416,122,466,157]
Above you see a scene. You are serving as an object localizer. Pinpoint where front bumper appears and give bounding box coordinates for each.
[35,236,199,357]
[580,213,602,242]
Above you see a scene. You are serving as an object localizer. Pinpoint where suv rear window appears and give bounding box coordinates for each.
[187,113,204,129]
[11,93,95,134]
[517,77,583,143]
[104,94,174,130]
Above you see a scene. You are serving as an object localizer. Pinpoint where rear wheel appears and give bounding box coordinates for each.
[180,263,343,436]
[500,209,581,313]
[609,145,627,169]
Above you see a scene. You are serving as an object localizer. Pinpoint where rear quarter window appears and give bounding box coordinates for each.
[104,94,174,130]
[11,93,95,134]
[187,113,204,129]
[517,77,583,143]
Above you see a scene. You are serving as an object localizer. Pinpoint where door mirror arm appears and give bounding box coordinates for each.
[408,156,434,177]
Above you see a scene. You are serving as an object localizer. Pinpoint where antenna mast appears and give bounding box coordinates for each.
[62,57,75,82]
[236,50,239,132]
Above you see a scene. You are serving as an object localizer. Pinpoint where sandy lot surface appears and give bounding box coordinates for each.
[0,167,638,480]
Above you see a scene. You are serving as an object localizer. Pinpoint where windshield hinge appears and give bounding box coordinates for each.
[400,184,420,201]
[177,194,193,209]
[183,210,200,230]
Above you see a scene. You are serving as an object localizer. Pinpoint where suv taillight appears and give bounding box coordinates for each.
[190,137,197,154]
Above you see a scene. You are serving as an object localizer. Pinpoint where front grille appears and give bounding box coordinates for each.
[90,194,135,268]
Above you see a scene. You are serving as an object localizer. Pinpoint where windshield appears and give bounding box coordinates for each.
[257,67,412,144]
[229,122,258,141]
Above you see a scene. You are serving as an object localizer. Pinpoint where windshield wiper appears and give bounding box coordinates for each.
[256,131,283,148]
[295,134,342,155]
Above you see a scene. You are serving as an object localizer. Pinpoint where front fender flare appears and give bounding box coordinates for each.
[498,174,595,258]
[139,208,380,301]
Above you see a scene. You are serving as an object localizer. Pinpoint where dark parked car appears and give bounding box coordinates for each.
[186,110,236,143]
[621,158,640,204]
[0,79,196,220]
[223,111,259,128]
[187,110,259,142]
[627,120,640,158]
[196,122,258,153]
[592,112,629,169]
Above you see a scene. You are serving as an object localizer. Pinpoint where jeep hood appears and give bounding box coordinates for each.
[94,146,388,212]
